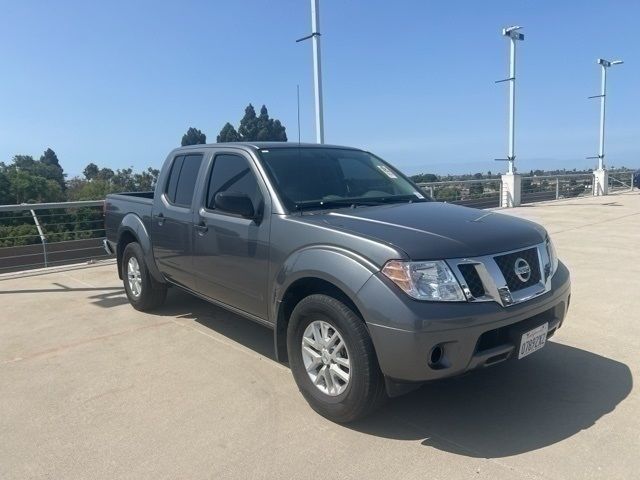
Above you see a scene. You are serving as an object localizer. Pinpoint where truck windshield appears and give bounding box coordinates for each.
[258,147,426,211]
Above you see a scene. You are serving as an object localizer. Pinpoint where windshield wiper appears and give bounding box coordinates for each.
[366,194,429,204]
[294,195,427,211]
[294,199,371,211]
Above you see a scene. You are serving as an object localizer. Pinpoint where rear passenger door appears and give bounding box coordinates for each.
[152,153,204,289]
[192,151,271,320]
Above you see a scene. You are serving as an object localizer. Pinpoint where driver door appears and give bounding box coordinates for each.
[191,151,271,320]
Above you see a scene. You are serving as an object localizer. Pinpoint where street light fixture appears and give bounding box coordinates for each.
[588,58,623,171]
[296,0,324,144]
[495,25,525,175]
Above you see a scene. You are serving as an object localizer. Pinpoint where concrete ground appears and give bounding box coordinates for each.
[1,192,638,480]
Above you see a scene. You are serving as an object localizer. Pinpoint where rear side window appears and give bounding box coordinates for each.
[165,156,184,203]
[206,154,262,210]
[164,154,203,207]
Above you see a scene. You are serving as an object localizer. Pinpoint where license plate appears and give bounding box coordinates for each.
[518,323,548,359]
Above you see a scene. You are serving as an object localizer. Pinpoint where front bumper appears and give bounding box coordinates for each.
[359,261,571,383]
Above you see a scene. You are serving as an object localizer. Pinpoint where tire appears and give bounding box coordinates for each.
[287,294,386,423]
[122,242,167,311]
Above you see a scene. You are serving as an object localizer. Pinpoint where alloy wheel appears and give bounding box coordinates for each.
[301,320,351,396]
[127,257,142,297]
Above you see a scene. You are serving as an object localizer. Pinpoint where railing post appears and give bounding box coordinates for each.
[555,177,560,200]
[500,173,521,207]
[29,209,48,267]
[593,168,609,196]
[631,172,634,192]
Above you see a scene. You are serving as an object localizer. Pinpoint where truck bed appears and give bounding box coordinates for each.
[108,191,154,202]
[104,192,155,243]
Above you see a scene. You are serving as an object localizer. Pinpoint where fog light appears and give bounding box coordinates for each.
[429,345,444,366]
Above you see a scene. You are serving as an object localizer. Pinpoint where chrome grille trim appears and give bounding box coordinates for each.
[446,241,553,307]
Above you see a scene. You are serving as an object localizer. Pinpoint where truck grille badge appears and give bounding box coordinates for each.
[514,257,531,282]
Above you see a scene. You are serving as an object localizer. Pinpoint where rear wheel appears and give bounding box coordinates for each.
[287,294,386,423]
[122,242,167,311]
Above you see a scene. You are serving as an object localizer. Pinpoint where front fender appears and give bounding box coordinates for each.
[117,213,165,283]
[271,245,379,361]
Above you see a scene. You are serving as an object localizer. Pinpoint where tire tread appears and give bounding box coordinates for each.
[287,294,386,423]
[122,242,167,311]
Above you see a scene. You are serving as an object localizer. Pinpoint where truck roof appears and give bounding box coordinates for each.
[176,142,362,151]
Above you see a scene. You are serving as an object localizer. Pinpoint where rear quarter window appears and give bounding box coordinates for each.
[164,154,203,207]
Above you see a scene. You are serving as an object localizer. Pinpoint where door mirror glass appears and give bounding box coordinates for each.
[215,191,255,218]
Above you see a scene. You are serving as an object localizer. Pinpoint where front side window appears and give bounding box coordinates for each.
[165,154,203,207]
[258,148,422,210]
[206,154,262,210]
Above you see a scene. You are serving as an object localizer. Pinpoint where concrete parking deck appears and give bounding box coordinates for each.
[1,193,639,480]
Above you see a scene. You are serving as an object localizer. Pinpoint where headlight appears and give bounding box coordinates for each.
[381,260,465,301]
[546,236,558,277]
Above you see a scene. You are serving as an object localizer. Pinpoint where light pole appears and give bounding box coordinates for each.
[495,25,524,175]
[588,58,623,171]
[296,0,324,144]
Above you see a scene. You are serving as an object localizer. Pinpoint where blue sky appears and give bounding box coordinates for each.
[0,0,638,177]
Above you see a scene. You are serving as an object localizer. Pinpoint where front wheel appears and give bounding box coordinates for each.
[122,242,167,311]
[287,294,386,423]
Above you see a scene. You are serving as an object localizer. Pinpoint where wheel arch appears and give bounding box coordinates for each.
[116,213,164,283]
[272,247,376,363]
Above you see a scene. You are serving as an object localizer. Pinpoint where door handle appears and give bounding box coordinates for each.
[156,212,165,226]
[194,221,208,235]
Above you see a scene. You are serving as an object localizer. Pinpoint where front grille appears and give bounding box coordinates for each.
[458,264,485,298]
[494,247,541,292]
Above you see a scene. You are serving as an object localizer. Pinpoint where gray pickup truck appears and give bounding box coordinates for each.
[105,142,571,422]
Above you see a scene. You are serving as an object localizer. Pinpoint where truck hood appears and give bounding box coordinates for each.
[299,202,547,260]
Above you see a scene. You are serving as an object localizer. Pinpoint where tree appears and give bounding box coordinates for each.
[256,105,271,141]
[468,182,485,196]
[39,148,66,190]
[133,167,159,191]
[67,165,160,201]
[238,104,259,141]
[40,148,60,167]
[66,178,113,201]
[410,173,438,183]
[83,163,99,180]
[6,168,64,203]
[96,168,115,182]
[0,167,12,205]
[435,186,461,202]
[2,155,65,203]
[217,122,241,143]
[181,127,206,146]
[219,104,289,143]
[13,155,36,171]
[270,119,287,142]
[255,105,287,141]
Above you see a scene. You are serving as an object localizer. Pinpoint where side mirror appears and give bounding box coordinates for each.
[215,191,256,219]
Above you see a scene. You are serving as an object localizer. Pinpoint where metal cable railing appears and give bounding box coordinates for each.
[608,170,635,192]
[0,200,113,274]
[420,170,635,210]
[0,171,635,273]
[417,178,503,209]
[520,173,594,204]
